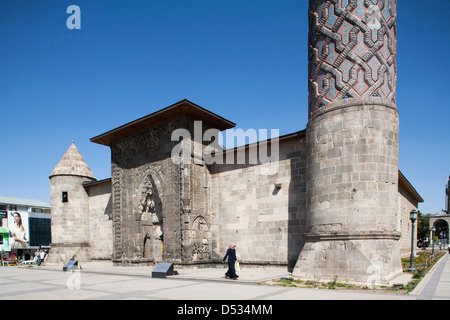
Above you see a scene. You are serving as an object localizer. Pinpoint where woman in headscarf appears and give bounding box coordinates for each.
[222,243,239,280]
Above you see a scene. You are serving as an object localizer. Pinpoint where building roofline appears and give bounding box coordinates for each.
[212,129,306,157]
[0,196,50,209]
[49,142,96,180]
[90,99,236,147]
[398,170,424,203]
[83,178,112,189]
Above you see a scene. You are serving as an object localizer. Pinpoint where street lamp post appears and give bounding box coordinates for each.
[408,209,418,273]
[444,233,447,250]
[431,226,436,257]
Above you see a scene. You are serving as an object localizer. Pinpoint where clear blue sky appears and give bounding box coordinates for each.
[0,1,449,214]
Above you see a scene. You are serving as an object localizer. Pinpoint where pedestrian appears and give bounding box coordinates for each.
[39,250,46,266]
[43,250,48,264]
[36,251,40,265]
[222,242,239,280]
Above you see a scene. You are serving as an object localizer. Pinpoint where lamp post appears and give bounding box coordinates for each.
[431,226,436,257]
[444,233,447,250]
[408,209,418,273]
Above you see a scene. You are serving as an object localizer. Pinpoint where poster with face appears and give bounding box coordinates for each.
[7,211,29,249]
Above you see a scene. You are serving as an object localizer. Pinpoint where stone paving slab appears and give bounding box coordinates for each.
[0,265,414,300]
[3,253,448,300]
[28,260,413,288]
[414,252,450,300]
[37,261,291,284]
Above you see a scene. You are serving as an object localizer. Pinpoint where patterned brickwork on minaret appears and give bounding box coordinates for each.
[308,0,397,119]
[294,0,401,282]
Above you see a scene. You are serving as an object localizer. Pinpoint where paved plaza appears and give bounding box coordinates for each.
[0,253,448,301]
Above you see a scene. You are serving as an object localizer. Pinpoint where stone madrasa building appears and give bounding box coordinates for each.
[48,0,424,282]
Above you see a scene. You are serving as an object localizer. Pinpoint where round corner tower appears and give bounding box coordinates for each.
[294,0,401,282]
[48,142,97,263]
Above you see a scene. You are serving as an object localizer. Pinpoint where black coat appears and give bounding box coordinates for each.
[223,248,237,264]
[223,248,239,279]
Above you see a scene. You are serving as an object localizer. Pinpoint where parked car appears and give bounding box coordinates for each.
[417,239,430,248]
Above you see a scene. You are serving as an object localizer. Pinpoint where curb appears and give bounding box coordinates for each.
[410,252,448,296]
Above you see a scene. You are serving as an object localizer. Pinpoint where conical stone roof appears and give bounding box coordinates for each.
[50,142,96,180]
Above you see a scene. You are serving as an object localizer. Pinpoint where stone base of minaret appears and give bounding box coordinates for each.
[293,103,402,284]
[46,243,91,264]
[293,233,402,284]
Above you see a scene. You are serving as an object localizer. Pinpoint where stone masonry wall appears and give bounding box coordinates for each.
[305,104,400,234]
[294,104,402,282]
[87,181,113,260]
[49,175,94,263]
[210,136,307,268]
[398,183,418,256]
[109,115,218,264]
[110,118,184,263]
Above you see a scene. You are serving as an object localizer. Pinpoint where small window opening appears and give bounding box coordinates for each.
[62,192,68,203]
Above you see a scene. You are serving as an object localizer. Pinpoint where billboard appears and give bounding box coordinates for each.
[7,211,30,249]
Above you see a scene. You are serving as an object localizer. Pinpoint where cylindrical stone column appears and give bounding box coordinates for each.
[294,0,402,283]
[48,142,97,263]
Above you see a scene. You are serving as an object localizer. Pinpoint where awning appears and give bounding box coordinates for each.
[0,227,9,234]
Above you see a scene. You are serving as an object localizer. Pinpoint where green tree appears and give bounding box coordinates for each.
[417,211,430,241]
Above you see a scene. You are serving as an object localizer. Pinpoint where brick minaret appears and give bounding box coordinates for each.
[294,0,402,282]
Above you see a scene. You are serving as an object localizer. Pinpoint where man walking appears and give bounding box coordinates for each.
[36,251,41,265]
[39,250,46,266]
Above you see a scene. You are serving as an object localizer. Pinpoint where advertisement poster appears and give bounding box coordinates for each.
[7,211,29,249]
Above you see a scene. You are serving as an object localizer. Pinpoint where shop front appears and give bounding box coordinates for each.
[0,227,42,263]
[1,227,11,264]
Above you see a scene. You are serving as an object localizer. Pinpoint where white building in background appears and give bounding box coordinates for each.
[0,196,51,260]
